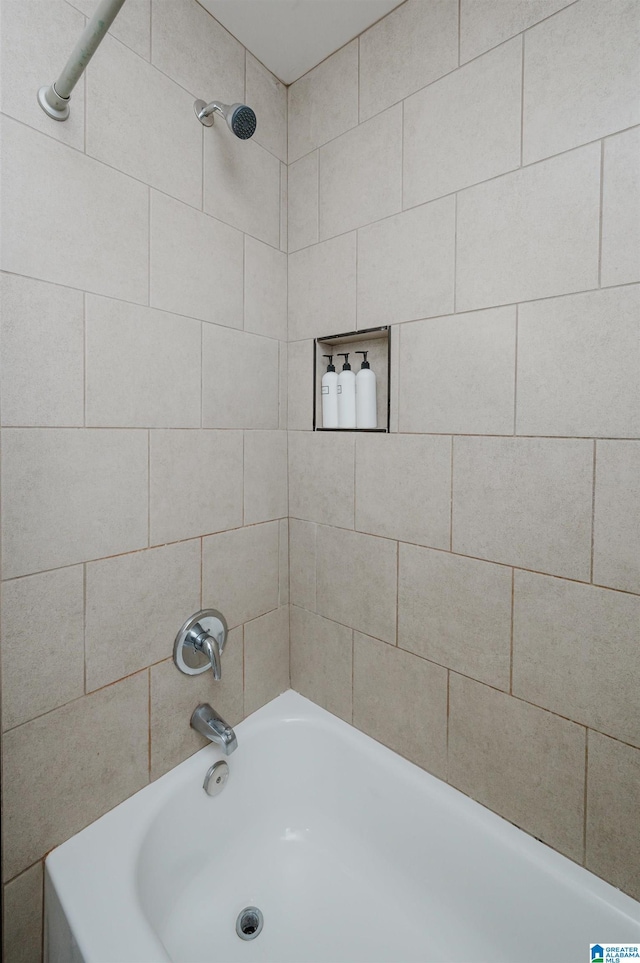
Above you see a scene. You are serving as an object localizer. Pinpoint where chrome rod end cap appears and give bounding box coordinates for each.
[38,85,70,121]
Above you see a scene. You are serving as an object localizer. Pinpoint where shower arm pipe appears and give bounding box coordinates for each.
[196,101,225,123]
[38,0,126,121]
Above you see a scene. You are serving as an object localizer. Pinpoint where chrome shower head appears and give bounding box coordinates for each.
[194,99,257,139]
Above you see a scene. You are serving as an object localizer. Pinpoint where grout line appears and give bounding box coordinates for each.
[316,147,321,246]
[147,187,151,306]
[395,539,400,646]
[3,421,639,443]
[583,728,589,865]
[278,161,282,250]
[242,233,246,330]
[449,437,454,551]
[357,36,361,125]
[201,124,205,212]
[200,323,204,428]
[82,292,87,426]
[354,229,359,329]
[519,33,525,167]
[351,630,355,725]
[82,562,87,694]
[446,669,451,764]
[242,430,246,526]
[400,98,405,211]
[509,568,515,694]
[147,668,152,778]
[147,430,151,546]
[590,440,597,583]
[513,304,519,435]
[83,30,87,156]
[598,139,605,287]
[452,192,458,312]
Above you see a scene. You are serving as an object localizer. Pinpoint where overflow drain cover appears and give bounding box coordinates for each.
[236,906,264,941]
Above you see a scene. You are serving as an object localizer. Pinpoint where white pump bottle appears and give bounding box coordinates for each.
[336,353,356,429]
[355,350,377,429]
[321,354,338,428]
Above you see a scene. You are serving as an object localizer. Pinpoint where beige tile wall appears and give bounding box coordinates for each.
[2,0,639,959]
[287,0,640,909]
[0,3,289,959]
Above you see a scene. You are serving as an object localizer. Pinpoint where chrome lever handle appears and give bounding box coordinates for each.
[193,632,222,680]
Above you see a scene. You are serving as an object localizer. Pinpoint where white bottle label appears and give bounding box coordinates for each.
[322,385,329,394]
[337,384,342,394]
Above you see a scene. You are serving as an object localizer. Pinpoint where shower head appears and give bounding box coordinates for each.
[194,99,257,139]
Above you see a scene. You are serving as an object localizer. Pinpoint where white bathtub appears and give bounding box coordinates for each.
[45,690,640,963]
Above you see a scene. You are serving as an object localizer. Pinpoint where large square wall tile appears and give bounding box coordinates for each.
[202,522,280,628]
[2,673,149,881]
[85,541,201,692]
[289,431,354,529]
[202,326,280,429]
[353,633,448,778]
[359,0,458,122]
[398,307,516,434]
[288,41,358,163]
[0,274,84,427]
[593,441,640,595]
[150,191,243,327]
[316,527,397,644]
[355,434,451,549]
[448,674,585,862]
[403,38,521,207]
[290,606,352,723]
[150,430,243,544]
[456,145,600,311]
[319,106,402,239]
[516,286,640,438]
[513,572,640,748]
[1,567,84,730]
[86,296,201,428]
[2,429,148,579]
[1,119,148,303]
[586,733,640,903]
[452,437,593,580]
[398,545,512,690]
[357,198,455,326]
[523,0,640,164]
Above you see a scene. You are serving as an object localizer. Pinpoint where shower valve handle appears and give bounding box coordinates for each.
[174,609,228,679]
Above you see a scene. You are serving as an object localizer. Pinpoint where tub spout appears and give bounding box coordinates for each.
[191,703,238,755]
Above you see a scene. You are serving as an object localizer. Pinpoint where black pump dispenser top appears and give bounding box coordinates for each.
[337,353,351,370]
[323,354,335,372]
[356,350,370,369]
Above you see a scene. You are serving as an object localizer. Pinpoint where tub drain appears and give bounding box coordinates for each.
[236,906,264,941]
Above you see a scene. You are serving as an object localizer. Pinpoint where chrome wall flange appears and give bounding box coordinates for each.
[174,609,228,678]
[194,99,214,126]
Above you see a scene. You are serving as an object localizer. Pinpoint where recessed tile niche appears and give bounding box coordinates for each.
[313,326,390,431]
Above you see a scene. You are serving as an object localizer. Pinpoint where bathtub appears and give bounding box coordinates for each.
[45,690,640,963]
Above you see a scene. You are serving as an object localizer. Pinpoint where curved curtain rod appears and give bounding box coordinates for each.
[38,0,126,121]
